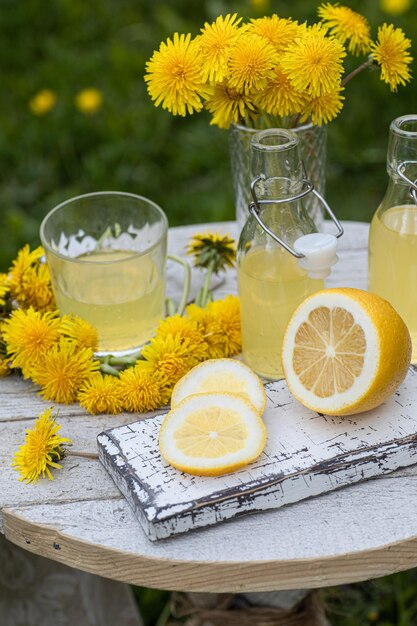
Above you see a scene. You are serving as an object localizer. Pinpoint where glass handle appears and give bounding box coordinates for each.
[166,254,191,317]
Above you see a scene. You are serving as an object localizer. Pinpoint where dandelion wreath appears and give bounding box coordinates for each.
[0,233,240,417]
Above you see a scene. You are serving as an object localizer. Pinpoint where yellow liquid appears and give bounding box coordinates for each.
[52,249,165,354]
[369,204,417,361]
[238,247,323,379]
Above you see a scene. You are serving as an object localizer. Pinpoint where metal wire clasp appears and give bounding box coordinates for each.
[248,175,344,259]
[396,162,417,204]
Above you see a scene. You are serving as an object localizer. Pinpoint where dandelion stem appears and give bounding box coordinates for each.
[66,449,99,460]
[196,259,215,308]
[341,57,374,87]
[165,297,177,317]
[290,113,302,128]
[107,353,140,366]
[167,254,191,316]
[97,351,141,373]
[100,362,120,376]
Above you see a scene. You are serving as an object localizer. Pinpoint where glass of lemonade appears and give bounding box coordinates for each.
[40,191,168,356]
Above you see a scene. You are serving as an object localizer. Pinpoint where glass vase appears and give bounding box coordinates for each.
[230,121,327,231]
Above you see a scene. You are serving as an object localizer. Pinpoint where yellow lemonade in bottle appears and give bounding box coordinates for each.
[52,249,165,354]
[369,204,417,361]
[238,246,324,379]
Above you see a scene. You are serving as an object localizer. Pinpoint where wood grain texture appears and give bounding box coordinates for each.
[4,496,417,591]
[4,221,417,591]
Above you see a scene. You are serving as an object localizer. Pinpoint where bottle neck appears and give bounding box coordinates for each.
[387,115,417,191]
[383,178,416,208]
[245,128,317,247]
[250,129,304,201]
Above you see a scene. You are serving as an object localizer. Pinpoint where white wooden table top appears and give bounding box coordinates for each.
[2,220,417,593]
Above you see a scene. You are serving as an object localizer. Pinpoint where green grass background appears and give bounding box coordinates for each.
[2,0,417,623]
[1,0,417,271]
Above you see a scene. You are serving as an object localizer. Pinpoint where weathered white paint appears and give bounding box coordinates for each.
[98,366,417,540]
[4,221,417,591]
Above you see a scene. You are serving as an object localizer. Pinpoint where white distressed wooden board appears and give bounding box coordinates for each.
[98,366,417,541]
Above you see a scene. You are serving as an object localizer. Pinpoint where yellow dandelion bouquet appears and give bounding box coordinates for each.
[145,5,413,129]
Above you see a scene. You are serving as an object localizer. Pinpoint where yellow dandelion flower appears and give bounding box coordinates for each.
[29,89,57,115]
[78,373,123,415]
[207,295,241,357]
[380,0,410,15]
[2,308,61,378]
[12,407,72,483]
[59,314,99,351]
[32,339,99,404]
[0,324,9,376]
[0,324,10,376]
[156,315,209,362]
[205,83,257,129]
[255,65,306,117]
[118,362,164,412]
[198,13,243,83]
[227,32,279,94]
[0,359,10,377]
[318,4,372,56]
[145,33,209,116]
[16,263,56,312]
[371,24,413,91]
[281,23,346,97]
[141,334,196,388]
[8,244,55,312]
[248,15,301,54]
[8,244,43,296]
[187,232,236,272]
[75,88,103,114]
[367,610,379,622]
[0,273,10,307]
[186,304,225,359]
[300,88,345,125]
[250,0,271,10]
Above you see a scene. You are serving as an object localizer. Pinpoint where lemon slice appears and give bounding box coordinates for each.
[282,288,411,416]
[171,358,266,415]
[159,393,267,476]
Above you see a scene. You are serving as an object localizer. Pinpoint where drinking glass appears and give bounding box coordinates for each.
[40,191,168,356]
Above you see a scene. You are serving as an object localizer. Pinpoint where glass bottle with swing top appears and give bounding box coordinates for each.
[369,114,417,362]
[237,129,343,381]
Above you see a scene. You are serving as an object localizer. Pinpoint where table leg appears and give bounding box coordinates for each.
[168,590,330,625]
[0,534,143,626]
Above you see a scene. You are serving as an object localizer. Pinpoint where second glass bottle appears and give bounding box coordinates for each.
[369,114,417,362]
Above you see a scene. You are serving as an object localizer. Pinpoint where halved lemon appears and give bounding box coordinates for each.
[282,288,411,416]
[159,393,267,476]
[170,358,266,415]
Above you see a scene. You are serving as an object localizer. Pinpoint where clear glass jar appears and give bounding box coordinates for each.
[368,115,417,362]
[237,129,325,380]
[230,122,327,232]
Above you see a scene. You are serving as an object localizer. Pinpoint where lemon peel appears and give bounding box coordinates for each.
[282,288,411,416]
[171,358,266,415]
[159,393,267,476]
